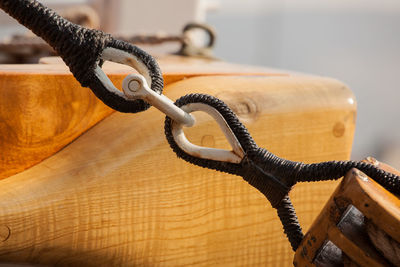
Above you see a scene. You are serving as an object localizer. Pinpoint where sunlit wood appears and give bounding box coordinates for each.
[0,69,356,266]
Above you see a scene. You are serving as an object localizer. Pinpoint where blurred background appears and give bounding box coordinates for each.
[0,0,399,168]
[208,0,400,169]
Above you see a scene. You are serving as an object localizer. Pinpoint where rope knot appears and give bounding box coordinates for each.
[240,153,291,208]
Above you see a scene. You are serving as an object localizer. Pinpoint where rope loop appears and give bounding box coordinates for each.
[164,93,400,251]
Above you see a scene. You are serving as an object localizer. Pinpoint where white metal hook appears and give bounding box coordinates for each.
[171,103,245,164]
[122,74,195,127]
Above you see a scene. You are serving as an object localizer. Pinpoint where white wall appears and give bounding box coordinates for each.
[207,0,400,167]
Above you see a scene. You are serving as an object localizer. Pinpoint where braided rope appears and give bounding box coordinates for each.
[277,196,304,251]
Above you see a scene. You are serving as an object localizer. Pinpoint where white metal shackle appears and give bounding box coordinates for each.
[171,102,245,164]
[121,72,244,163]
[122,73,195,127]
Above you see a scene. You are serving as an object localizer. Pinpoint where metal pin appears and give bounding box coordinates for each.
[122,74,195,127]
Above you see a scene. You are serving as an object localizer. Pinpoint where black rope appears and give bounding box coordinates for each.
[276,196,303,251]
[0,0,164,113]
[164,93,400,251]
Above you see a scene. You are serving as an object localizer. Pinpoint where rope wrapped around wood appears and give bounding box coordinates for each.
[0,0,164,113]
[164,93,400,251]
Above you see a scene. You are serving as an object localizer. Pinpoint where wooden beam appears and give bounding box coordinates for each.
[0,73,356,266]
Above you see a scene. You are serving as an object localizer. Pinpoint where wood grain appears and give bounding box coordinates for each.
[0,75,356,266]
[0,73,114,180]
[0,55,287,179]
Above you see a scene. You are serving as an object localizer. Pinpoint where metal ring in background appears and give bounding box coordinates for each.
[179,23,216,58]
[183,23,216,48]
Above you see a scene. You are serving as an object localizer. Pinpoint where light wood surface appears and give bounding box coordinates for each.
[0,55,287,180]
[0,73,113,180]
[0,75,356,266]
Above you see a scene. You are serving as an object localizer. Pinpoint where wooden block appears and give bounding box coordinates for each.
[294,159,400,267]
[0,74,355,266]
